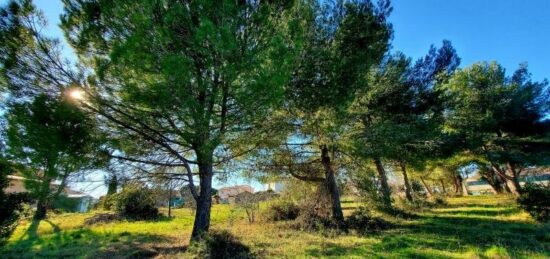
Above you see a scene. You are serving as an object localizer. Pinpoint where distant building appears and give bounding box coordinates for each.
[466,168,550,195]
[218,185,254,204]
[265,182,284,193]
[4,175,97,212]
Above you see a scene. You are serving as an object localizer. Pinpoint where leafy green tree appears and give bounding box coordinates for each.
[6,94,99,219]
[349,41,460,205]
[441,62,550,196]
[250,0,392,222]
[61,0,301,241]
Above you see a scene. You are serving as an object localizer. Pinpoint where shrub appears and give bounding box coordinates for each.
[517,183,550,223]
[0,192,30,246]
[1,161,32,245]
[188,230,253,259]
[52,195,81,212]
[346,207,391,234]
[235,192,260,223]
[96,194,117,211]
[432,196,448,206]
[293,206,339,232]
[113,185,159,220]
[264,201,300,221]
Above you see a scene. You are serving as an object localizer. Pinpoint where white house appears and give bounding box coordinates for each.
[5,175,97,212]
[265,182,285,193]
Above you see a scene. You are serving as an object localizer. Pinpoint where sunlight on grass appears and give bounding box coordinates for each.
[3,195,549,258]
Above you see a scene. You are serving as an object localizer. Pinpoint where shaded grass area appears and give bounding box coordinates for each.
[2,195,549,258]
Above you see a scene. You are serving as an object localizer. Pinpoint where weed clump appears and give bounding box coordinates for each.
[188,230,254,259]
[346,206,392,234]
[293,205,341,232]
[83,213,120,225]
[264,201,300,221]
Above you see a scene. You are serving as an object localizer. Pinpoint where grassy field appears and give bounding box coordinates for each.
[2,195,549,258]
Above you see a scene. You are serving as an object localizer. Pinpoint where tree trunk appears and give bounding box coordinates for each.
[374,158,392,206]
[190,159,213,242]
[420,177,433,197]
[489,162,521,196]
[503,182,511,193]
[33,177,52,220]
[481,171,504,194]
[168,179,172,218]
[453,174,463,196]
[440,179,447,194]
[461,179,469,196]
[399,162,413,202]
[504,177,521,197]
[320,145,344,223]
[505,162,522,196]
[34,199,48,220]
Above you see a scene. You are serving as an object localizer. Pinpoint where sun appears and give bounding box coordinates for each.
[69,88,85,100]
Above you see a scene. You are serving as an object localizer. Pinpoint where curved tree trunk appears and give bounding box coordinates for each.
[399,162,413,202]
[190,157,213,242]
[321,145,344,223]
[374,158,392,207]
[490,162,521,196]
[453,174,463,196]
[420,177,433,197]
[481,170,504,194]
[440,179,447,195]
[506,162,522,196]
[503,175,521,197]
[461,179,469,196]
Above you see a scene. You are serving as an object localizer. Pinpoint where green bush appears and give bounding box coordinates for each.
[264,201,300,221]
[517,183,550,223]
[0,192,30,245]
[1,161,31,245]
[113,185,159,220]
[52,195,81,212]
[346,206,391,233]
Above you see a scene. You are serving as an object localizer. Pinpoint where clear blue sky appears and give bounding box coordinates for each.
[33,0,550,80]
[390,0,549,81]
[17,0,550,196]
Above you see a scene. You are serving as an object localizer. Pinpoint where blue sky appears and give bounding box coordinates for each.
[33,0,550,81]
[15,0,550,196]
[390,0,549,81]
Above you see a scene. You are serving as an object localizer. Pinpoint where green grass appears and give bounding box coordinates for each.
[2,195,549,258]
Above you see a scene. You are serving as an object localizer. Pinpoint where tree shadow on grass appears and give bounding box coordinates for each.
[432,207,522,217]
[302,206,549,258]
[444,203,514,209]
[4,228,176,258]
[372,215,550,258]
[305,242,377,258]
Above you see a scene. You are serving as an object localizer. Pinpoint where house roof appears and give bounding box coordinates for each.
[218,185,254,199]
[5,175,92,199]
